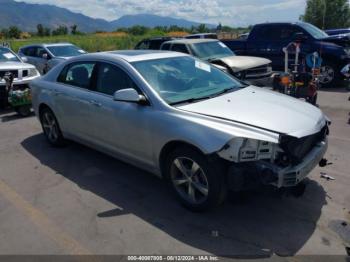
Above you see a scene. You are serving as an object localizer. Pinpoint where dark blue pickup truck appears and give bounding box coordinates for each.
[222,22,350,87]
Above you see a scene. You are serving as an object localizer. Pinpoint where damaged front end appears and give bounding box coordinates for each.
[218,124,329,191]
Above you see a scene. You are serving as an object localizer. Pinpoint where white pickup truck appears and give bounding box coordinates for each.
[0,46,40,108]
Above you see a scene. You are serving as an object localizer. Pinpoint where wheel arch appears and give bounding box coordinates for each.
[38,103,52,119]
[158,140,207,177]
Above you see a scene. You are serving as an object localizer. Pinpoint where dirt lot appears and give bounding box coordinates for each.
[0,88,349,258]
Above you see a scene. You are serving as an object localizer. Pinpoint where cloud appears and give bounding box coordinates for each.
[17,0,307,26]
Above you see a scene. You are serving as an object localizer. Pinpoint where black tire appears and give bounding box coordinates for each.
[319,62,341,88]
[40,107,66,147]
[165,146,227,211]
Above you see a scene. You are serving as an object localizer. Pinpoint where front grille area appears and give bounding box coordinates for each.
[0,70,18,79]
[245,65,272,79]
[280,125,328,165]
[22,70,28,77]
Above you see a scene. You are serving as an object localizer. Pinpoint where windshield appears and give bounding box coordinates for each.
[132,56,244,105]
[299,23,329,39]
[0,48,20,62]
[47,45,86,57]
[190,41,234,61]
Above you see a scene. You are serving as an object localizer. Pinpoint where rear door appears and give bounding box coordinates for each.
[54,61,97,140]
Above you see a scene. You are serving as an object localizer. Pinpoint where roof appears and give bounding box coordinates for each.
[20,42,75,48]
[82,50,188,63]
[163,39,219,45]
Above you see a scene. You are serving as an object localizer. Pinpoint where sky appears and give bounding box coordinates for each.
[18,0,308,26]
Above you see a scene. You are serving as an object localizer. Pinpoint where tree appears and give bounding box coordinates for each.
[301,0,350,29]
[70,24,78,35]
[44,27,51,36]
[6,26,22,39]
[197,24,208,33]
[52,25,68,36]
[37,24,44,36]
[128,25,148,35]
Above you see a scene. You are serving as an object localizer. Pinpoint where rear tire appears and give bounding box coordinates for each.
[165,146,227,211]
[40,107,65,147]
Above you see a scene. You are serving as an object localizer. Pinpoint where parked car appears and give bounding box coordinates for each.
[222,22,350,87]
[18,43,87,74]
[160,39,272,86]
[0,46,40,108]
[325,28,350,36]
[135,37,177,50]
[237,33,249,40]
[30,50,329,211]
[185,33,218,39]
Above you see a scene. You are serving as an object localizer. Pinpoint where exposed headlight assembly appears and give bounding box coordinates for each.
[218,138,277,163]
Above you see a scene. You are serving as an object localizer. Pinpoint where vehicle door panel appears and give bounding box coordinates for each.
[87,62,153,165]
[54,62,97,140]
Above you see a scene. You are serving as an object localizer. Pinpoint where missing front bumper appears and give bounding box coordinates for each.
[227,139,328,190]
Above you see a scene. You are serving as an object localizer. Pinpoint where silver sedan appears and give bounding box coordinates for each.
[30,50,329,211]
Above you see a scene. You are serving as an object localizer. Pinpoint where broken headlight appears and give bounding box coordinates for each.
[28,68,39,77]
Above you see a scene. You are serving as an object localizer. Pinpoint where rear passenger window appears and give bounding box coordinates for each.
[58,62,96,89]
[95,63,137,96]
[136,40,150,50]
[161,43,171,50]
[171,44,189,54]
[22,47,36,56]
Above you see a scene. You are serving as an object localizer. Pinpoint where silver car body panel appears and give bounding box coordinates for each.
[30,51,327,178]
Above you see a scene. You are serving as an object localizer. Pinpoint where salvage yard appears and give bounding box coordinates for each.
[0,88,349,257]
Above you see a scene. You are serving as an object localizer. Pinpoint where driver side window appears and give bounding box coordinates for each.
[95,63,137,96]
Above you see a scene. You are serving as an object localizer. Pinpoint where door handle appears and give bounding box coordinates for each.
[89,100,102,107]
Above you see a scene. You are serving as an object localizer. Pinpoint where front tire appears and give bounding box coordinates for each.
[40,107,65,147]
[165,146,227,211]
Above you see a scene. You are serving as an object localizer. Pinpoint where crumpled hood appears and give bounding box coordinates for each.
[178,86,326,138]
[216,56,271,72]
[0,61,35,70]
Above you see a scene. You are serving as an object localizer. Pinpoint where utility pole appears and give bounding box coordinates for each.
[322,0,327,29]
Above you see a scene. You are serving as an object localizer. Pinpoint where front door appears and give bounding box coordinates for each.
[87,62,154,166]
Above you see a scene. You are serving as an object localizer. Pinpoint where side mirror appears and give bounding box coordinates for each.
[42,53,49,59]
[294,32,308,42]
[113,88,148,105]
[21,56,28,62]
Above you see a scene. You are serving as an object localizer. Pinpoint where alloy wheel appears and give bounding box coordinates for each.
[319,65,335,84]
[170,157,209,205]
[42,111,59,142]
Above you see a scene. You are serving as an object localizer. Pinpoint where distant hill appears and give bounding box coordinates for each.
[0,0,112,32]
[111,14,214,29]
[0,0,214,32]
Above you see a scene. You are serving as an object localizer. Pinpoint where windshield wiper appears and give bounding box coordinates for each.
[170,87,237,106]
[169,96,211,106]
[209,87,236,98]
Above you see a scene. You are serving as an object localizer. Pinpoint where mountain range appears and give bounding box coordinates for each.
[0,0,214,32]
